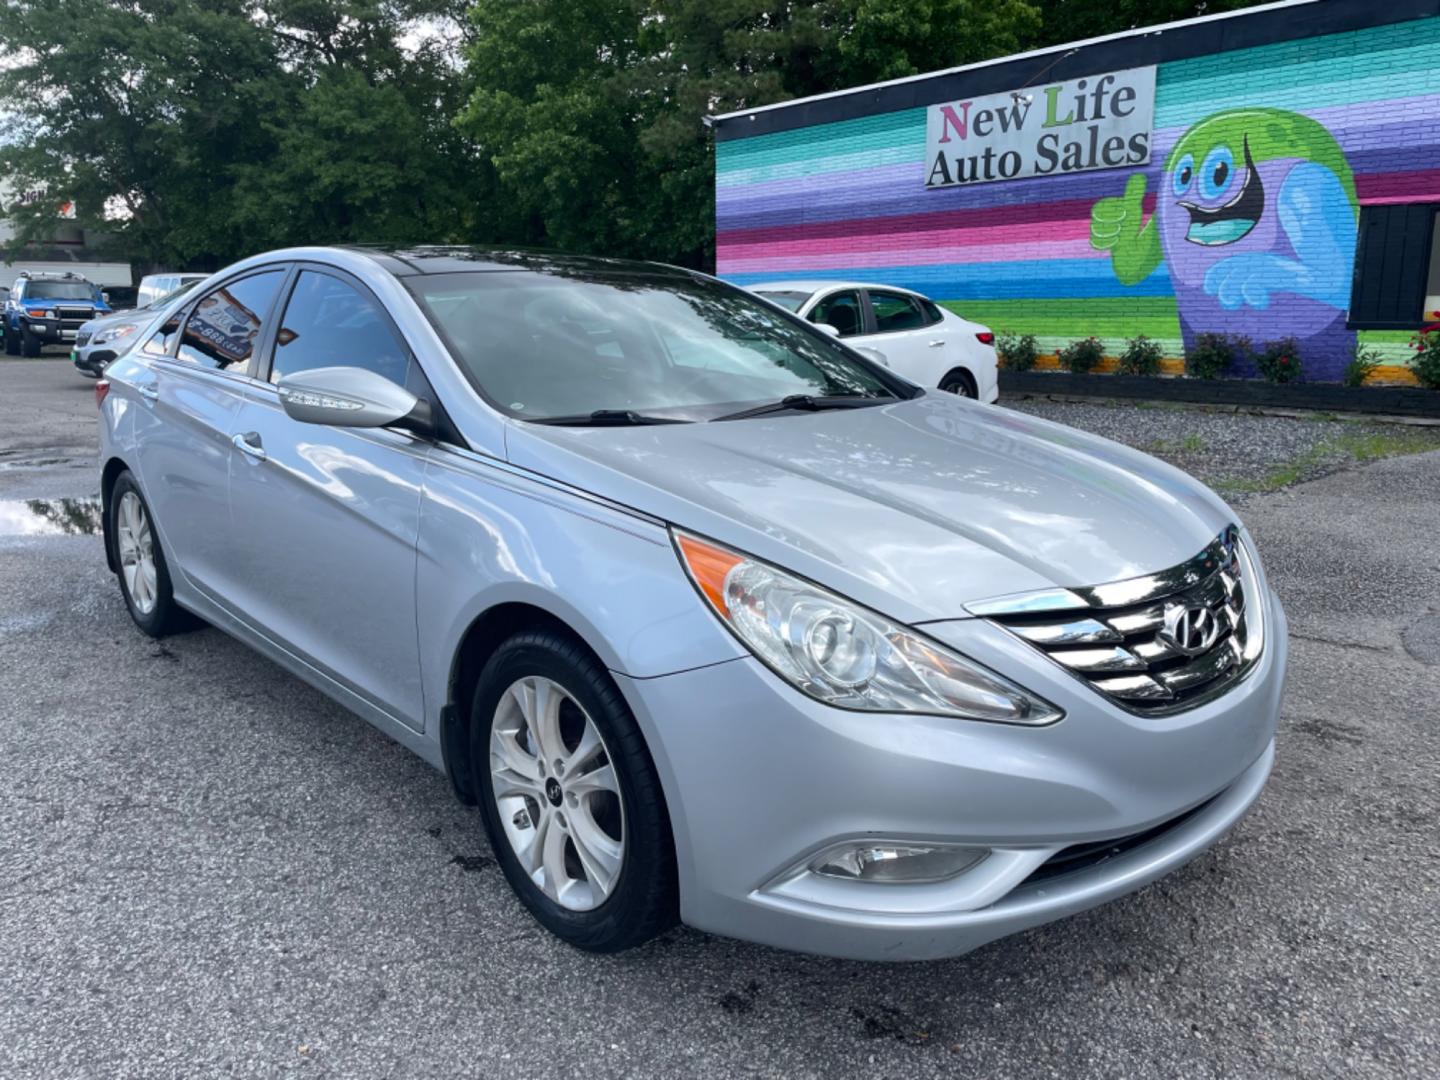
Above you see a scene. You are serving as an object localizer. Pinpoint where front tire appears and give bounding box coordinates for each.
[3,322,18,355]
[109,472,193,637]
[19,324,42,357]
[471,630,677,952]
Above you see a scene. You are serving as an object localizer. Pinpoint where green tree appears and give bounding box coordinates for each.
[1028,0,1270,47]
[456,0,1042,269]
[0,0,482,269]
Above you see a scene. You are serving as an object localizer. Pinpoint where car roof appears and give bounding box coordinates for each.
[333,244,698,279]
[745,280,920,297]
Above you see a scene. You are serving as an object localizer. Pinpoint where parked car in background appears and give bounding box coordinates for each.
[746,280,999,401]
[3,271,110,356]
[97,246,1283,961]
[135,272,208,309]
[72,278,206,378]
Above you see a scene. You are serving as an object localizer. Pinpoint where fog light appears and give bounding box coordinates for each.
[810,842,987,884]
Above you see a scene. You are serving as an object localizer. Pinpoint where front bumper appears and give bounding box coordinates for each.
[617,589,1286,961]
[22,318,80,343]
[72,344,116,377]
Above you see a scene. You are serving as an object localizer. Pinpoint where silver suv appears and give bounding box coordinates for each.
[96,246,1286,960]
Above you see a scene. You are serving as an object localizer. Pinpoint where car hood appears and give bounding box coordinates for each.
[503,396,1234,625]
[77,309,130,333]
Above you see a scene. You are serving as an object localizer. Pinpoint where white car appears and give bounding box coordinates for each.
[135,272,209,309]
[746,280,999,401]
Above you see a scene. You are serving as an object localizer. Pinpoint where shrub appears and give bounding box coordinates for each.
[995,331,1040,372]
[1185,332,1248,380]
[1058,336,1105,374]
[1255,337,1303,384]
[1342,342,1382,388]
[1412,313,1440,391]
[1116,335,1164,377]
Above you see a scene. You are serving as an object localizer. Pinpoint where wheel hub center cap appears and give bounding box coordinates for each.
[544,777,563,806]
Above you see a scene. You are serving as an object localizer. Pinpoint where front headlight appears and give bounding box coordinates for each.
[94,323,139,345]
[674,532,1062,725]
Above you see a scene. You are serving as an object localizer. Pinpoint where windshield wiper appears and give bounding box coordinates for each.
[530,409,691,427]
[712,394,895,422]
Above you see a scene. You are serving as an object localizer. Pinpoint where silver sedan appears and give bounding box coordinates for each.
[96,246,1286,960]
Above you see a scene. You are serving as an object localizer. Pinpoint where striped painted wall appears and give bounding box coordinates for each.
[716,16,1440,380]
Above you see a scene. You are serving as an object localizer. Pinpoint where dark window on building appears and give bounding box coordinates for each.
[809,290,863,337]
[177,271,285,374]
[271,271,409,386]
[868,290,928,333]
[1349,205,1439,329]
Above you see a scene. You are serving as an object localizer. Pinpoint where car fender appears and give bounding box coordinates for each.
[417,444,744,716]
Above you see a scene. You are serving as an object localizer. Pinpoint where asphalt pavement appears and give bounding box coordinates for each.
[2,359,1436,1078]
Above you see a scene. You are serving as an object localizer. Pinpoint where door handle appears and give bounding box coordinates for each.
[137,385,159,402]
[232,431,266,462]
[928,339,946,348]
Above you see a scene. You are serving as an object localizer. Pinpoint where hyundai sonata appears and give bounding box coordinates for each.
[96,246,1284,960]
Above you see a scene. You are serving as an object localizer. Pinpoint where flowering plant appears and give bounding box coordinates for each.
[1412,311,1440,390]
[1256,338,1303,384]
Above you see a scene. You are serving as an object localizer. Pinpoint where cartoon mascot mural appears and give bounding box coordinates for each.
[1091,108,1358,379]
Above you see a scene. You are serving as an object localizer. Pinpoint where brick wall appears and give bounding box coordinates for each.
[715,15,1440,382]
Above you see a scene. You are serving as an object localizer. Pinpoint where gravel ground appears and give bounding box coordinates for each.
[1007,395,1440,497]
[2,361,1438,1078]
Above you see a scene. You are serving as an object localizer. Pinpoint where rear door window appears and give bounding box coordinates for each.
[868,291,929,334]
[176,271,285,375]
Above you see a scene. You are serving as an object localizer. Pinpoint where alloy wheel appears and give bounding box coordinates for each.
[943,377,975,398]
[489,675,626,911]
[116,491,158,615]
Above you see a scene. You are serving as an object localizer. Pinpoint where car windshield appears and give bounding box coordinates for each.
[407,271,898,422]
[25,281,96,301]
[752,290,811,312]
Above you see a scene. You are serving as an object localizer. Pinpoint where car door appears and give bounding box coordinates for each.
[128,268,288,604]
[857,289,948,385]
[223,265,429,730]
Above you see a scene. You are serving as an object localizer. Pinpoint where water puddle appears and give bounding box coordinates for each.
[0,450,95,472]
[0,496,104,537]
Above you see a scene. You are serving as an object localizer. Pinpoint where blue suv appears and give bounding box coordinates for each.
[4,271,110,357]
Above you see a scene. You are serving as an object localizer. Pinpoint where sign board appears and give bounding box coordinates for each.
[185,289,261,366]
[925,66,1156,188]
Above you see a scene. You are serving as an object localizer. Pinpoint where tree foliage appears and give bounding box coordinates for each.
[0,0,479,269]
[455,0,1044,267]
[0,0,1274,272]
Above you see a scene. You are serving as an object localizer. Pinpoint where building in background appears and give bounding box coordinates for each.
[711,0,1440,384]
[0,183,133,301]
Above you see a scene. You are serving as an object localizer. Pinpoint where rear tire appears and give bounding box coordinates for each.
[109,472,194,637]
[471,629,677,952]
[940,368,977,398]
[20,324,42,357]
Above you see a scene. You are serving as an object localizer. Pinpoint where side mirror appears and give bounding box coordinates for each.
[276,366,431,433]
[854,346,889,368]
[814,322,842,337]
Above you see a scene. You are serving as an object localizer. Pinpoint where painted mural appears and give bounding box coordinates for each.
[715,15,1440,383]
[1090,109,1359,376]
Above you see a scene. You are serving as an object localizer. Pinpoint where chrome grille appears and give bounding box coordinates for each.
[980,528,1264,714]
